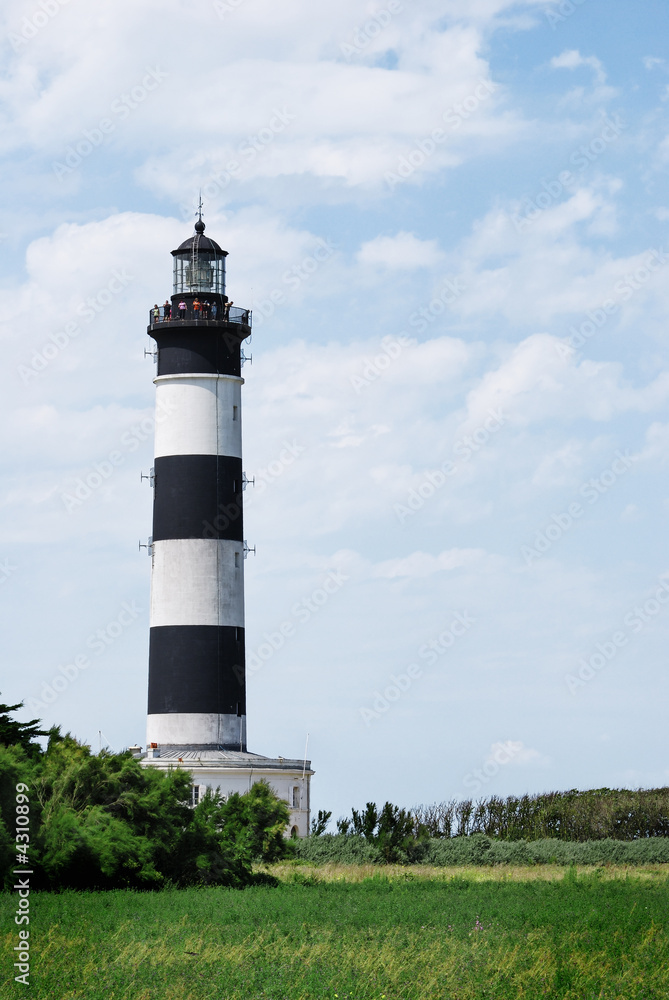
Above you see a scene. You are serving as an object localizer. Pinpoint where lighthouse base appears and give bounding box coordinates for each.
[140,747,313,838]
[146,713,247,751]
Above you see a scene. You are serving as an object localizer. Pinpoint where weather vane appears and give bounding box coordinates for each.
[196,190,204,224]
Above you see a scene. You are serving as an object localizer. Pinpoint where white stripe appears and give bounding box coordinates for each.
[154,375,243,458]
[147,713,246,747]
[150,539,245,627]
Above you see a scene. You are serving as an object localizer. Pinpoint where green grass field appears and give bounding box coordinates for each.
[2,865,668,999]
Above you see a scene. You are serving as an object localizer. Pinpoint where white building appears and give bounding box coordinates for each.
[142,746,313,837]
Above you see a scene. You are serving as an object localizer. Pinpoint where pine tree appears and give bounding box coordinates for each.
[0,696,50,758]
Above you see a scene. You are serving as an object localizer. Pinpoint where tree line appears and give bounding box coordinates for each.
[309,787,669,856]
[410,789,669,841]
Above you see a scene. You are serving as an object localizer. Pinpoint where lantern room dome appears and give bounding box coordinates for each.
[171,221,227,258]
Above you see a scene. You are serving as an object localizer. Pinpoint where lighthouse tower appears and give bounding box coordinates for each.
[140,214,313,836]
[146,217,248,750]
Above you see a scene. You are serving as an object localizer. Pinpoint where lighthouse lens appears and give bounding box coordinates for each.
[186,260,214,290]
[173,253,226,295]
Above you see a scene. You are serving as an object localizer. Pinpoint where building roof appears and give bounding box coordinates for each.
[171,220,227,257]
[142,747,313,772]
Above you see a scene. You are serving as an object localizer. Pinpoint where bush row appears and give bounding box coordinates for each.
[319,788,669,845]
[294,833,669,867]
[411,789,669,841]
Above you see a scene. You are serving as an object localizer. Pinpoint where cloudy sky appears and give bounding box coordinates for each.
[2,0,669,822]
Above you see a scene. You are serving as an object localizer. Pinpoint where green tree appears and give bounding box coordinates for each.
[0,705,295,889]
[0,696,50,758]
[168,789,254,887]
[219,780,291,862]
[310,809,332,836]
[32,736,195,889]
[0,744,39,883]
[337,801,429,862]
[20,734,281,889]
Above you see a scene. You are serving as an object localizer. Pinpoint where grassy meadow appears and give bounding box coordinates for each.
[2,864,669,999]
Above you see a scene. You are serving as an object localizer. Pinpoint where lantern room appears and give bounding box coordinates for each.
[171,219,227,296]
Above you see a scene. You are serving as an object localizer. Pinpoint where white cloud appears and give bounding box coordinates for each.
[637,422,669,466]
[485,741,550,768]
[551,49,606,84]
[357,232,445,269]
[462,334,669,428]
[444,182,669,329]
[0,0,528,194]
[372,549,488,578]
[549,49,619,105]
[643,56,664,71]
[530,440,588,489]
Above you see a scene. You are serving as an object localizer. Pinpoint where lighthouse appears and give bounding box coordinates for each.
[140,214,313,836]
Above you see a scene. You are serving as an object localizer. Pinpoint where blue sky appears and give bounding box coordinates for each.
[1,0,669,822]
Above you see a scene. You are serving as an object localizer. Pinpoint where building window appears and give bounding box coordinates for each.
[292,786,300,808]
[291,825,299,838]
[235,552,240,568]
[233,405,238,421]
[191,785,201,807]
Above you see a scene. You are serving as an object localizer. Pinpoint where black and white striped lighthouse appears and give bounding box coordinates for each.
[141,214,313,835]
[145,217,251,751]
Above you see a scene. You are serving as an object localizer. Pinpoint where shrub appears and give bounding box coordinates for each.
[0,725,291,890]
[293,834,382,864]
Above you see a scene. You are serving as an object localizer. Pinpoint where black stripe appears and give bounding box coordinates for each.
[152,455,243,541]
[151,327,247,377]
[148,625,246,719]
